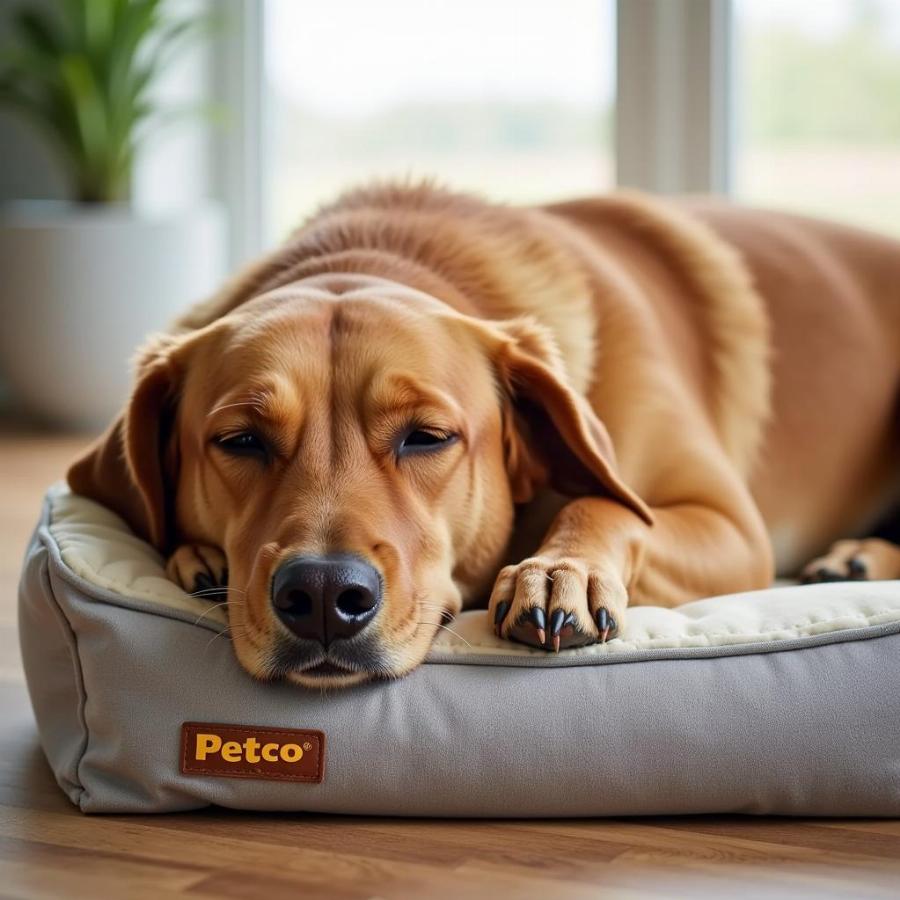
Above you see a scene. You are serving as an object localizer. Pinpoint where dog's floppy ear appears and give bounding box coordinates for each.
[67,333,187,551]
[481,316,653,524]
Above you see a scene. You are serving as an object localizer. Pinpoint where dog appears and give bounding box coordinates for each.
[67,183,900,688]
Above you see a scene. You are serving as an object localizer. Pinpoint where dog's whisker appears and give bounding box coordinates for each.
[204,621,257,650]
[187,598,245,611]
[418,601,454,611]
[187,588,246,599]
[417,620,473,648]
[192,601,233,626]
[203,630,230,652]
[204,627,253,652]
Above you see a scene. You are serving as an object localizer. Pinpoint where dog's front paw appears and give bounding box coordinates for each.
[488,556,626,651]
[166,544,228,596]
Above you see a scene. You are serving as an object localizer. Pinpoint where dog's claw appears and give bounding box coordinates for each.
[529,607,547,645]
[549,609,565,634]
[606,616,617,642]
[596,608,616,643]
[596,607,609,632]
[494,601,511,636]
[549,609,565,653]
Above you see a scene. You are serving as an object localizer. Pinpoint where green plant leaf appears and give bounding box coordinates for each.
[0,0,217,205]
[12,8,68,58]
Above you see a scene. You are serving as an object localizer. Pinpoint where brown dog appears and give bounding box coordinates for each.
[68,184,900,687]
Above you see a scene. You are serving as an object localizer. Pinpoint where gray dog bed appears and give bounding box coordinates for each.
[18,484,900,815]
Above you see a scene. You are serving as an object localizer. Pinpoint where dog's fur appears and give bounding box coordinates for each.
[68,184,900,687]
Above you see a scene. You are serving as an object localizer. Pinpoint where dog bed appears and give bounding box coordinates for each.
[19,484,900,816]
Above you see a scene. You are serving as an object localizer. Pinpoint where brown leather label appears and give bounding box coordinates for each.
[180,722,325,782]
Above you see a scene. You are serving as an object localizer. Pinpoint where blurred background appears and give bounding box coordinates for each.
[268,0,900,238]
[1,0,899,431]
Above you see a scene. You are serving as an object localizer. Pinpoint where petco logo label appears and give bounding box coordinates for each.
[180,722,325,783]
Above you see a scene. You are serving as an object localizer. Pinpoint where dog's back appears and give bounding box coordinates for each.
[184,184,900,572]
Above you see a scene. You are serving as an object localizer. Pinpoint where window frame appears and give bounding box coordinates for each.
[215,0,735,267]
[616,0,733,194]
[213,0,267,266]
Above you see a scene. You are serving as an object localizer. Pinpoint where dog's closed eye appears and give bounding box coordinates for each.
[214,431,269,459]
[397,428,459,457]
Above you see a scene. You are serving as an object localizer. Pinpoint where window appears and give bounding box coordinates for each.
[734,0,900,236]
[264,0,614,241]
[222,0,900,266]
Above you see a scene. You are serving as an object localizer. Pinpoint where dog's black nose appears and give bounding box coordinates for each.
[271,555,382,645]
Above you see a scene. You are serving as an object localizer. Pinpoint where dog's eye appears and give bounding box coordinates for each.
[398,429,458,456]
[215,431,267,458]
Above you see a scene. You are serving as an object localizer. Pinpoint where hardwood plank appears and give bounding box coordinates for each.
[650,817,900,860]
[485,819,900,869]
[0,836,208,898]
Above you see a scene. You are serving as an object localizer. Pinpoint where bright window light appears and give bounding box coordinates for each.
[734,0,900,236]
[265,0,614,239]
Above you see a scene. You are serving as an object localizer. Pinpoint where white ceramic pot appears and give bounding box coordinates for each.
[0,202,226,430]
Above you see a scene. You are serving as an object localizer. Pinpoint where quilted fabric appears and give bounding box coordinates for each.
[47,484,900,660]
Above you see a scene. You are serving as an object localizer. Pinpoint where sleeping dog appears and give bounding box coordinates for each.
[68,184,900,687]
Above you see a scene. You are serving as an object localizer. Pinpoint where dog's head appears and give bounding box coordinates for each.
[68,274,648,687]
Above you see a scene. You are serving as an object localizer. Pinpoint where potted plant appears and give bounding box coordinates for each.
[0,0,225,429]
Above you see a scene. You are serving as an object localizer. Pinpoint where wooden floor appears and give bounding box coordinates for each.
[1,428,899,900]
